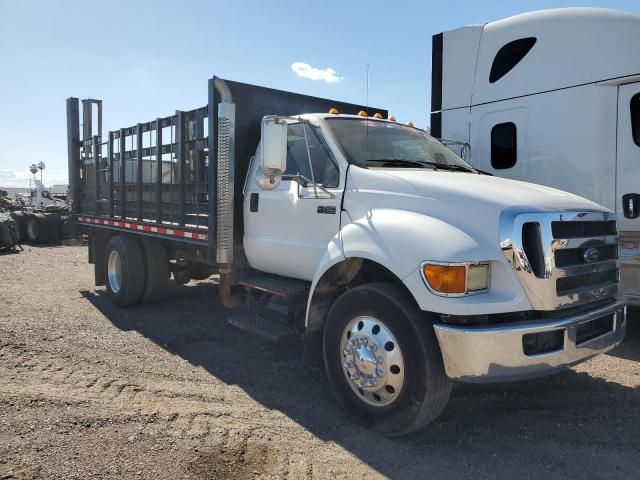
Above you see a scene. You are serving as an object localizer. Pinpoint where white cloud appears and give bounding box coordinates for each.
[291,62,343,83]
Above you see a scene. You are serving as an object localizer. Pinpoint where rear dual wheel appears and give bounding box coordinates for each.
[323,283,452,437]
[25,213,60,244]
[105,236,145,306]
[105,235,169,306]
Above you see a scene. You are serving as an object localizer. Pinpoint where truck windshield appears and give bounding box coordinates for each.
[325,118,474,172]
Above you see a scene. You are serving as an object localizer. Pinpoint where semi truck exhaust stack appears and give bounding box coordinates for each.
[213,78,236,308]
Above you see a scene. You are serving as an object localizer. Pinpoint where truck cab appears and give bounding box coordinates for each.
[27,181,66,208]
[430,7,640,305]
[68,77,626,437]
[243,111,625,431]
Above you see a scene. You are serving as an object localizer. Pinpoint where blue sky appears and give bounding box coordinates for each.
[1,0,639,187]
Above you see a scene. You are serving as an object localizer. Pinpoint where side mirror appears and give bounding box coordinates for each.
[260,116,288,177]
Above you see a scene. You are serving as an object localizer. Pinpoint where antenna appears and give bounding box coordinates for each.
[366,64,370,113]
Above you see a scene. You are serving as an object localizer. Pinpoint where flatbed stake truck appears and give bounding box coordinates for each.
[67,76,625,436]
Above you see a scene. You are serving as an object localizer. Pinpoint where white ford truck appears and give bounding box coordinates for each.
[67,77,626,436]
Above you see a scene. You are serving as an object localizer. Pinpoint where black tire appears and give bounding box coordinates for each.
[25,213,60,244]
[9,211,27,241]
[323,283,452,437]
[26,213,46,243]
[105,235,145,306]
[140,238,169,304]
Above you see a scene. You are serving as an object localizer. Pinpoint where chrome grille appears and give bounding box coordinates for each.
[500,210,619,310]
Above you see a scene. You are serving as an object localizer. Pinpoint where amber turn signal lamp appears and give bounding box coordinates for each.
[423,264,466,294]
[357,110,368,117]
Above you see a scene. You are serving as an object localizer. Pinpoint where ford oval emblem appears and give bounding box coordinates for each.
[583,247,601,263]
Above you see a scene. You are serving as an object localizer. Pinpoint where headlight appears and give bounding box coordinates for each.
[421,262,490,296]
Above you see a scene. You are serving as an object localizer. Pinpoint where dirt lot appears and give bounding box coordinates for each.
[0,244,639,479]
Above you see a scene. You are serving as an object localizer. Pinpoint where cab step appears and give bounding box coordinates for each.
[227,312,294,341]
[237,272,310,298]
[229,271,310,340]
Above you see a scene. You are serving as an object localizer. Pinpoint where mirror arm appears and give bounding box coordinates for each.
[282,174,336,199]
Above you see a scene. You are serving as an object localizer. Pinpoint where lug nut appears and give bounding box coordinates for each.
[377,357,384,365]
[344,360,354,368]
[367,344,377,352]
[350,372,360,381]
[349,338,359,347]
[359,337,368,346]
[375,368,384,377]
[343,348,353,356]
[365,379,377,387]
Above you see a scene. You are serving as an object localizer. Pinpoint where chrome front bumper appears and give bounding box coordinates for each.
[433,302,626,383]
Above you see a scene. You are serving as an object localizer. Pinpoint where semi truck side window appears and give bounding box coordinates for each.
[285,124,339,188]
[491,122,517,169]
[489,37,537,83]
[631,93,640,147]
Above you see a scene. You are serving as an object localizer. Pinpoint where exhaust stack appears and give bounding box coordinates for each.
[213,78,236,308]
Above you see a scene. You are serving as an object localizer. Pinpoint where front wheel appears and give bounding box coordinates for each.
[323,283,452,437]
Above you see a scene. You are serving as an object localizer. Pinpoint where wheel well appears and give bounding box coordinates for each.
[306,258,413,333]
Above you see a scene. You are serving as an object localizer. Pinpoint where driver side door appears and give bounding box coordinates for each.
[243,123,343,281]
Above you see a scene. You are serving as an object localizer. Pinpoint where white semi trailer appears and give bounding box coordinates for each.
[430,7,640,305]
[68,76,625,436]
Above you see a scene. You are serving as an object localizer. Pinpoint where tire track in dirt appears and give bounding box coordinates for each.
[1,344,310,451]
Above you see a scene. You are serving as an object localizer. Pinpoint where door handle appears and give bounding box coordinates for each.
[623,193,640,219]
[250,193,259,212]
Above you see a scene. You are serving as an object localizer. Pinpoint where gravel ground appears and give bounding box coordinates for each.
[0,244,639,480]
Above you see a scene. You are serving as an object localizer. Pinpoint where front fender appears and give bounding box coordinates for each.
[307,209,530,319]
[341,208,486,279]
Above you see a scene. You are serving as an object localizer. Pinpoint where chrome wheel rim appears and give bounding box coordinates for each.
[107,250,123,294]
[340,316,405,407]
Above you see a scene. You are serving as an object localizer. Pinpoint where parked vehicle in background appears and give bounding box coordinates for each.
[430,7,640,305]
[67,76,625,436]
[0,192,21,251]
[25,181,67,208]
[1,183,70,245]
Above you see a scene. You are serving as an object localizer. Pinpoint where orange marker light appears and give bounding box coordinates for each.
[373,112,383,119]
[423,264,466,294]
[328,108,339,114]
[407,121,414,127]
[357,110,368,117]
[388,115,396,122]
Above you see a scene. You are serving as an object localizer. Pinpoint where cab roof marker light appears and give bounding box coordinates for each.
[328,107,339,114]
[388,115,396,122]
[407,121,414,127]
[373,113,383,119]
[357,111,368,117]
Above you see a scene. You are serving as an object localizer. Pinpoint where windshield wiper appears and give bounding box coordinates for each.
[367,159,435,169]
[419,161,477,173]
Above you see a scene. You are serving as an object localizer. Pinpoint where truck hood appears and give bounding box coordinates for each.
[344,166,608,252]
[366,168,606,212]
